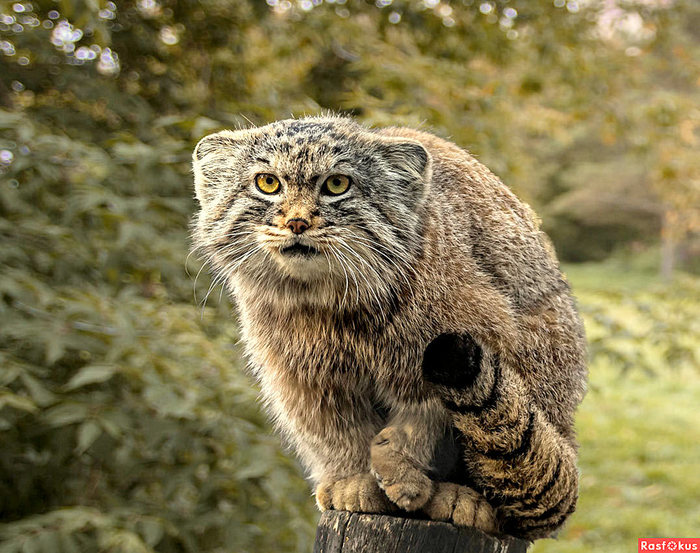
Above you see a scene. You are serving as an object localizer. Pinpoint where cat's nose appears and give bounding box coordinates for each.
[286,218,310,235]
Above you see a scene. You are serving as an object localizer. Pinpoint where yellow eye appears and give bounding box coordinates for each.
[255,173,281,194]
[322,174,351,196]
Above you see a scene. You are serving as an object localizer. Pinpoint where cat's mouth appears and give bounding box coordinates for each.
[279,242,320,258]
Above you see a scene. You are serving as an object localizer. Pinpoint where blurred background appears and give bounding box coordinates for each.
[0,1,698,552]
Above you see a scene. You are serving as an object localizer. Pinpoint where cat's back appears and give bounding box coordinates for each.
[375,127,538,231]
[375,126,500,192]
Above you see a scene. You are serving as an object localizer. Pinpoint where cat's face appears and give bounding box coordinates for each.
[191,117,431,308]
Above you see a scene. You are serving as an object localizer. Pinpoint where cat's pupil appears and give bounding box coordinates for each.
[333,178,340,186]
[266,177,273,184]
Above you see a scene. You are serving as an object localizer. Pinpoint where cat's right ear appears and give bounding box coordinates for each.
[193,130,244,162]
[192,129,249,202]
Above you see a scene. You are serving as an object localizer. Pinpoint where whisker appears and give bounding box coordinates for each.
[335,239,388,322]
[230,246,261,273]
[200,272,226,319]
[329,244,362,308]
[192,257,211,305]
[185,246,202,278]
[320,247,334,282]
[340,229,416,287]
[342,228,413,271]
[328,245,350,307]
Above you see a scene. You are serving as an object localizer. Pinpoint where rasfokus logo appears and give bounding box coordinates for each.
[639,539,700,552]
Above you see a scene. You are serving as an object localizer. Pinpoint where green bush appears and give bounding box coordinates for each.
[0,110,316,551]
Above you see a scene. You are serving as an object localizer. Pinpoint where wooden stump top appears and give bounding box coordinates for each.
[313,511,530,553]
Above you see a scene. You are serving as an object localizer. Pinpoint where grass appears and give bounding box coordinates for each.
[533,262,700,552]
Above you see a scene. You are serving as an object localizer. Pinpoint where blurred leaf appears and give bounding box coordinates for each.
[64,365,117,391]
[75,421,102,453]
[18,374,55,407]
[0,390,38,414]
[42,403,89,427]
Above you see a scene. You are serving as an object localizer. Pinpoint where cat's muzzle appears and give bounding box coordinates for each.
[279,240,320,258]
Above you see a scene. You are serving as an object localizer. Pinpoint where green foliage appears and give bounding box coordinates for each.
[0,115,316,551]
[565,260,700,376]
[0,1,698,551]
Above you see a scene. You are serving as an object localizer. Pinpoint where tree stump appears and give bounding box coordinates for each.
[313,511,530,553]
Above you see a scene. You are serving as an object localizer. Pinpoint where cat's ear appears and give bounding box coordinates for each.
[373,138,432,208]
[192,129,250,202]
[193,129,246,162]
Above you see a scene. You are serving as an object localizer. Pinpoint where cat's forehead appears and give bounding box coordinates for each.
[249,119,369,180]
[267,117,361,139]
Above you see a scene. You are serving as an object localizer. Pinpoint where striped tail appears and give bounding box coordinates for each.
[423,333,579,540]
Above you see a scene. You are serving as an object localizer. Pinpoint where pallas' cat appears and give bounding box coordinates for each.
[190,116,587,540]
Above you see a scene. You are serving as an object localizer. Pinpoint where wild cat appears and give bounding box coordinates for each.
[190,115,586,540]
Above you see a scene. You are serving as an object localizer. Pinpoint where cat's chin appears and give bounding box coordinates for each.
[272,252,333,283]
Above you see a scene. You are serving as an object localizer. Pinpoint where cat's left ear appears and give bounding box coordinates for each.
[374,137,432,208]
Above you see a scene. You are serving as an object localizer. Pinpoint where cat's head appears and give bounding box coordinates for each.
[191,116,431,309]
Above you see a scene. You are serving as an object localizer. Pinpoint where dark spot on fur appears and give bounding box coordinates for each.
[422,333,483,390]
[442,356,501,415]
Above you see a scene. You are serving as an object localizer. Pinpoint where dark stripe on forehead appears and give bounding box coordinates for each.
[359,154,375,168]
[289,148,309,165]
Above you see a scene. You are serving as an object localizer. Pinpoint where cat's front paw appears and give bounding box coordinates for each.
[315,473,394,514]
[370,426,434,511]
[423,482,498,535]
